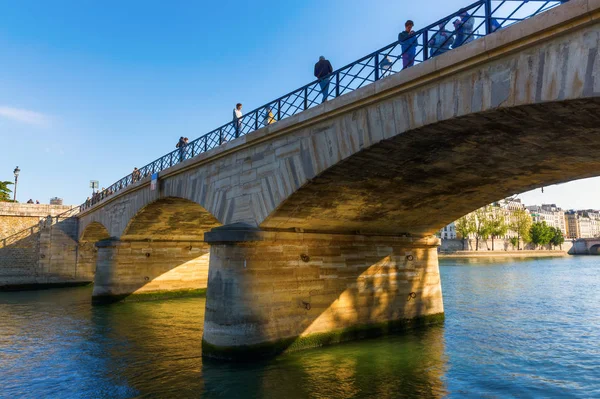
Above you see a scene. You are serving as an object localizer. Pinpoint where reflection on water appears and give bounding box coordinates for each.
[1,256,599,398]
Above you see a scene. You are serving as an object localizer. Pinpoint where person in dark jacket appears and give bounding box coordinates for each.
[314,56,333,103]
[428,22,454,57]
[452,11,475,48]
[399,20,418,69]
[176,136,187,162]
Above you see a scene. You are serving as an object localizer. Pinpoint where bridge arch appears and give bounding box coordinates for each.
[589,244,600,255]
[121,196,222,241]
[260,98,600,236]
[91,197,222,302]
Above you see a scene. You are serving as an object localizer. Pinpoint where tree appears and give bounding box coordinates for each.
[473,207,491,251]
[549,227,565,250]
[0,181,13,202]
[510,208,532,250]
[455,214,476,250]
[529,221,553,249]
[509,236,519,250]
[488,207,509,251]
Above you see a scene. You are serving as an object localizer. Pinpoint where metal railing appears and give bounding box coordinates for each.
[80,0,567,212]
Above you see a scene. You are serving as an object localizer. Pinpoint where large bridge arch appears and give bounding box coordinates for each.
[260,98,600,235]
[255,17,600,234]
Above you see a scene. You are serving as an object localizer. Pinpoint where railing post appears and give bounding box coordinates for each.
[219,128,223,145]
[374,53,380,81]
[304,87,308,110]
[484,0,492,34]
[204,136,208,152]
[423,31,429,61]
[277,99,281,120]
[255,110,259,130]
[336,72,340,97]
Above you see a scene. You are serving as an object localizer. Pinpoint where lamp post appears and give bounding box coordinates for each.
[13,166,20,203]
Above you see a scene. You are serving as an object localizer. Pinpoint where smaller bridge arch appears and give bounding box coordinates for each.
[121,197,221,241]
[91,197,221,303]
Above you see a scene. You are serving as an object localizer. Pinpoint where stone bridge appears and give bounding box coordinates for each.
[77,0,600,359]
[570,238,600,254]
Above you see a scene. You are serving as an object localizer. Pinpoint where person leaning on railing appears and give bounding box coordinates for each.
[452,11,475,48]
[428,22,454,58]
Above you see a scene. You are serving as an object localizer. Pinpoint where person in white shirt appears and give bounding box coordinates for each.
[233,103,243,137]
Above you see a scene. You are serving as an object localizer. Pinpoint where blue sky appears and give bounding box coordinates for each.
[0,0,596,210]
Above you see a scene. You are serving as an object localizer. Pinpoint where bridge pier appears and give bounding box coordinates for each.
[202,224,444,360]
[92,238,210,304]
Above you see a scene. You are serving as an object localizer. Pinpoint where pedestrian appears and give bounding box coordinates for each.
[264,107,276,125]
[176,136,186,162]
[452,11,475,48]
[314,56,333,103]
[428,22,454,57]
[233,103,243,136]
[35,200,40,204]
[399,20,418,69]
[27,199,33,204]
[379,55,393,78]
[132,167,141,182]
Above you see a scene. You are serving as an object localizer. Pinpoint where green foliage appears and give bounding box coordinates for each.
[487,207,509,250]
[455,214,476,239]
[510,208,532,249]
[549,226,565,249]
[0,181,13,202]
[529,221,553,248]
[509,236,520,250]
[455,214,476,250]
[473,207,491,250]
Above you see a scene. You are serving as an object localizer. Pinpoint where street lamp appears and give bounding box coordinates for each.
[13,166,20,202]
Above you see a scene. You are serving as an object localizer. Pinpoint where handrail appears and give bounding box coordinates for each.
[80,0,567,212]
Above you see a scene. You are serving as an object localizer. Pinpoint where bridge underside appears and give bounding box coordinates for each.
[261,99,600,236]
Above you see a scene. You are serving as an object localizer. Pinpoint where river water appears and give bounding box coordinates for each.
[1,256,598,398]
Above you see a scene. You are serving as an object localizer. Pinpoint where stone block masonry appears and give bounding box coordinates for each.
[0,203,84,289]
[202,226,443,360]
[92,239,211,303]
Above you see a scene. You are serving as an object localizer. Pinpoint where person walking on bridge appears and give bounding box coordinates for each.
[314,56,333,103]
[176,136,187,162]
[399,20,418,69]
[233,103,243,136]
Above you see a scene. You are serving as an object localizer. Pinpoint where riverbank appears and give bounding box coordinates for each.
[439,250,569,258]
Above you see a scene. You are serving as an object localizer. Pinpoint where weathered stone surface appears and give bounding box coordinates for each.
[202,231,442,358]
[92,239,211,302]
[0,204,83,289]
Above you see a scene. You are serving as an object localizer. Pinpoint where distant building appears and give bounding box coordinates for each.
[440,222,457,239]
[49,197,63,205]
[526,203,567,235]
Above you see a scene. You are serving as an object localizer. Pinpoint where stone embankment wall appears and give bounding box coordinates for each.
[440,238,574,254]
[0,203,86,289]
